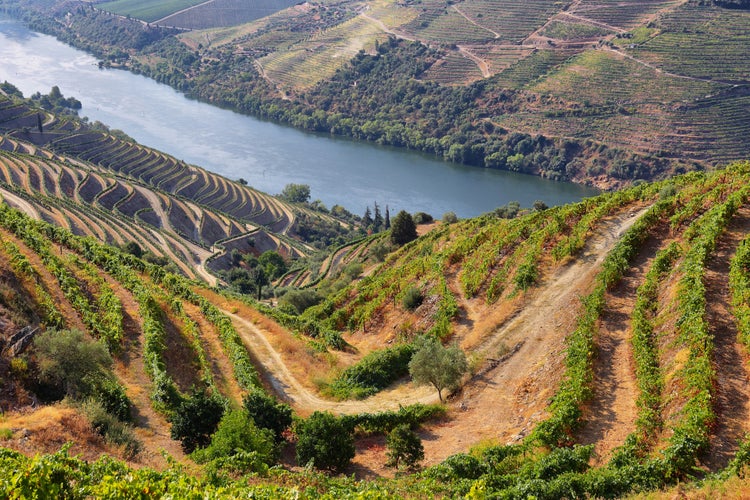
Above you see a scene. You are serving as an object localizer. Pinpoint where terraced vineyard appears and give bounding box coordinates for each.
[155,0,299,30]
[0,94,313,282]
[3,159,750,497]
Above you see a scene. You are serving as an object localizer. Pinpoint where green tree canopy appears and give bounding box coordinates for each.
[279,183,311,203]
[34,328,112,398]
[386,424,424,469]
[191,409,276,466]
[295,411,355,472]
[243,390,293,442]
[258,250,287,280]
[170,389,226,453]
[408,336,468,402]
[390,210,417,246]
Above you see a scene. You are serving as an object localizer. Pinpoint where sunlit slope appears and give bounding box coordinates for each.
[179,0,750,167]
[2,161,750,497]
[0,201,263,466]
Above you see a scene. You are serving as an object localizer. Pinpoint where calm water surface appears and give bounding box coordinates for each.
[0,15,598,217]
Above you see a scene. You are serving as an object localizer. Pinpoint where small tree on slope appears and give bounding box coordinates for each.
[408,336,468,403]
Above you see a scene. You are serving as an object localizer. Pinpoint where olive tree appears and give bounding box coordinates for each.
[408,336,468,403]
[34,328,112,398]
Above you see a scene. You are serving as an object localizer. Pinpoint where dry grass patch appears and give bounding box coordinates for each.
[0,405,120,462]
[195,288,331,390]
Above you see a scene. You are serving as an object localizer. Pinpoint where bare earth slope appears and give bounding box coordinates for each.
[223,206,648,464]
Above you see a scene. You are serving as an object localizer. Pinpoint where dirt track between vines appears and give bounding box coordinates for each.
[702,205,750,471]
[222,206,649,468]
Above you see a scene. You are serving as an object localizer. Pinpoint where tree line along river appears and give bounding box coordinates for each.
[0,14,598,218]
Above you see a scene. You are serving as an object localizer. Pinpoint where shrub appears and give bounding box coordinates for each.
[386,424,424,469]
[442,212,458,224]
[413,212,433,224]
[81,400,141,458]
[192,409,276,467]
[340,404,445,433]
[243,390,292,442]
[34,328,112,399]
[328,344,416,399]
[426,453,486,481]
[295,411,355,472]
[402,286,423,311]
[89,375,132,422]
[368,241,390,262]
[169,390,226,453]
[278,289,322,315]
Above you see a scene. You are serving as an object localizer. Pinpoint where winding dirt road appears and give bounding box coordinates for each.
[221,206,650,463]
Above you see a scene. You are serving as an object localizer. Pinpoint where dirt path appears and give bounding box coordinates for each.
[136,186,216,285]
[703,205,750,471]
[576,230,668,463]
[222,207,649,464]
[225,310,436,415]
[451,4,500,39]
[0,187,40,220]
[457,46,491,78]
[415,207,650,464]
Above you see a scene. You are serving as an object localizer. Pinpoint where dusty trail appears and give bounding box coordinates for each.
[457,46,491,78]
[222,207,649,464]
[0,187,40,220]
[417,207,649,464]
[225,311,436,415]
[703,205,750,471]
[576,231,668,463]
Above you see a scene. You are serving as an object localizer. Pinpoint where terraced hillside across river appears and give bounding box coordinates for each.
[4,0,749,189]
[2,155,750,497]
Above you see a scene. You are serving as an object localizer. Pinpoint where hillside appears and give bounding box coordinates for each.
[3,0,750,496]
[2,153,750,496]
[3,0,749,188]
[0,90,367,285]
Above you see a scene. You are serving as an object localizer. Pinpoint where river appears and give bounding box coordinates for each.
[0,14,598,218]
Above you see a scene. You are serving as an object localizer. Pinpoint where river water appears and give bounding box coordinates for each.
[0,14,598,217]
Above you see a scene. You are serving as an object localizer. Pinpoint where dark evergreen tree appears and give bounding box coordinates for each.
[385,205,391,229]
[373,202,383,232]
[390,210,417,246]
[362,206,373,229]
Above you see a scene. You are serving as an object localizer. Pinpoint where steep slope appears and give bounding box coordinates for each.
[2,162,750,497]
